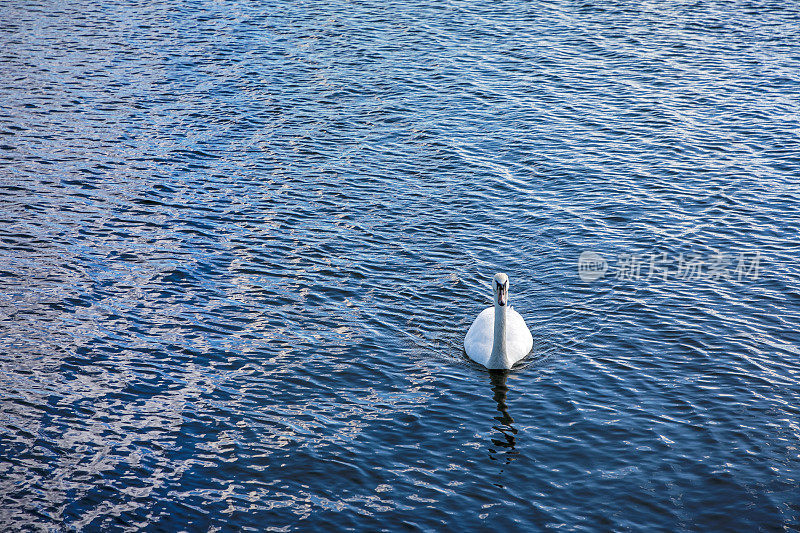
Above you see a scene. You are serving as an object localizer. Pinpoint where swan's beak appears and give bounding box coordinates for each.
[498,285,507,306]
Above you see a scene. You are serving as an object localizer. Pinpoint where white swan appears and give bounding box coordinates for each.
[464,273,533,369]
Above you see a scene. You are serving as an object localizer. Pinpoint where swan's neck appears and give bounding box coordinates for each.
[488,303,510,369]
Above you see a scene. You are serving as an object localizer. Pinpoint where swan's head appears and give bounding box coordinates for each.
[492,273,509,307]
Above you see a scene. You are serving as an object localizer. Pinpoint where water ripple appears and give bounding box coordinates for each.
[2,0,800,530]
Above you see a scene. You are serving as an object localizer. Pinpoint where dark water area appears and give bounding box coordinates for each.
[2,0,800,530]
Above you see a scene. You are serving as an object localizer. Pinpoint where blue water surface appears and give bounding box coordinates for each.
[1,0,799,530]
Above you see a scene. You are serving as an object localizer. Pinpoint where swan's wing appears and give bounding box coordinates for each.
[464,307,494,366]
[506,307,534,364]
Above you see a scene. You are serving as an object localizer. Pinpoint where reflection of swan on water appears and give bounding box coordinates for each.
[487,370,519,464]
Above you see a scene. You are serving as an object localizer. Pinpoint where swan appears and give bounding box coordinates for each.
[464,273,533,369]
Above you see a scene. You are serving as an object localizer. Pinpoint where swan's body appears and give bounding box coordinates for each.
[464,273,533,369]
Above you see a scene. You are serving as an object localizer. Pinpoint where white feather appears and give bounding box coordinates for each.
[463,273,533,369]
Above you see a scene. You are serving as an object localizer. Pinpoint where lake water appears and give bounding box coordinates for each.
[1,0,799,530]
